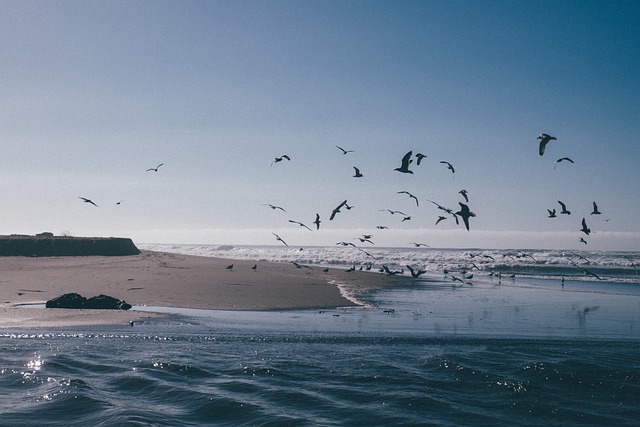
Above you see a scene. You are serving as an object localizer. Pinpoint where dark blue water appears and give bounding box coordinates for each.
[2,276,640,426]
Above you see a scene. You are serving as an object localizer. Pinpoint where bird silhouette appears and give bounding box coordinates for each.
[554,157,574,169]
[398,191,419,206]
[336,145,354,155]
[580,218,591,235]
[79,197,98,207]
[263,204,286,212]
[455,202,476,231]
[226,264,234,271]
[272,233,288,246]
[271,155,291,166]
[394,151,414,174]
[548,208,557,218]
[330,200,348,220]
[558,200,571,215]
[379,209,406,216]
[435,216,447,225]
[406,265,427,278]
[537,133,557,156]
[411,242,429,247]
[401,216,412,222]
[146,163,163,172]
[353,167,363,177]
[459,189,469,202]
[289,219,312,231]
[591,201,602,215]
[313,213,321,230]
[440,161,455,173]
[415,153,427,165]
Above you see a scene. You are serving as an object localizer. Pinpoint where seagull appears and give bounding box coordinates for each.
[459,189,469,202]
[548,208,557,218]
[398,191,419,207]
[272,233,288,246]
[79,197,98,207]
[379,209,406,216]
[394,151,414,174]
[435,216,447,225]
[537,133,557,156]
[251,264,257,271]
[289,219,313,231]
[591,202,602,215]
[455,202,476,231]
[330,200,348,220]
[573,263,602,280]
[353,167,363,178]
[401,216,412,222]
[580,237,588,245]
[116,200,123,205]
[226,264,234,271]
[355,237,374,245]
[554,157,574,169]
[558,200,571,215]
[336,241,356,247]
[376,225,388,229]
[146,163,163,172]
[336,145,354,155]
[406,265,427,278]
[415,153,427,165]
[263,204,286,212]
[580,218,591,235]
[440,161,455,174]
[313,213,321,230]
[411,242,430,247]
[271,155,291,166]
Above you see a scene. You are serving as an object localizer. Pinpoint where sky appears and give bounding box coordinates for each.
[1,0,639,250]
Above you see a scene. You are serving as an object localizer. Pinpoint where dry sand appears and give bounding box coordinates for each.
[0,250,403,328]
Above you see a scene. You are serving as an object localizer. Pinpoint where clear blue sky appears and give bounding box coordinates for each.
[1,0,639,250]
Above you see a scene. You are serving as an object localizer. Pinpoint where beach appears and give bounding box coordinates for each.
[0,250,402,328]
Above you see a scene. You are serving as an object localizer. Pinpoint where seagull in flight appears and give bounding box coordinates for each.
[415,153,427,165]
[591,202,602,215]
[336,145,354,155]
[459,189,469,202]
[554,157,574,169]
[272,233,288,246]
[313,214,321,230]
[79,197,98,207]
[580,218,591,235]
[547,208,557,218]
[398,191,419,207]
[435,215,447,225]
[330,200,348,220]
[558,200,571,215]
[537,133,557,156]
[263,204,286,212]
[146,163,163,172]
[271,155,291,166]
[353,167,363,178]
[376,225,389,229]
[455,202,476,231]
[394,151,414,174]
[289,219,313,231]
[411,242,430,247]
[406,265,427,278]
[379,209,406,216]
[440,161,455,174]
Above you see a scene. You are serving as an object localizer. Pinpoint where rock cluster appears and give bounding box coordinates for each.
[46,293,132,310]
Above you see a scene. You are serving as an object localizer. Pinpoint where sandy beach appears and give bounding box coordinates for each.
[0,250,402,328]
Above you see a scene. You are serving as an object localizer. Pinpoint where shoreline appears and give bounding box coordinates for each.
[0,250,404,328]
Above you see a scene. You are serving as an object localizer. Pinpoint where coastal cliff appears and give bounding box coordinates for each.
[0,235,140,257]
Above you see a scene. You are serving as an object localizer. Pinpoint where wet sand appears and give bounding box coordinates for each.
[0,250,402,328]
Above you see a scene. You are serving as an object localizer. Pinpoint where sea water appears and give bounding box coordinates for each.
[1,245,639,426]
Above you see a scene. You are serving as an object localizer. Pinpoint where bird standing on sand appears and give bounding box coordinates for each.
[79,197,98,207]
[537,133,557,156]
[394,151,414,174]
[591,202,602,215]
[146,163,163,172]
[226,264,234,271]
[455,202,476,231]
[558,200,571,215]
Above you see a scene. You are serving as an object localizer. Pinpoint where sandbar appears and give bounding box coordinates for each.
[0,250,402,328]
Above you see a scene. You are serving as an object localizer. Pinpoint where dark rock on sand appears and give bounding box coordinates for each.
[46,293,132,310]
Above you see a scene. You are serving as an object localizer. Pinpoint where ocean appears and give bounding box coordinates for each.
[1,245,639,426]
